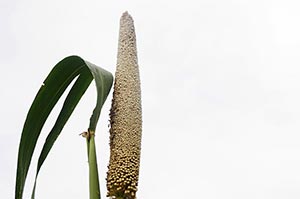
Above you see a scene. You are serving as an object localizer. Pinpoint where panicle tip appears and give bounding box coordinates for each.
[121,11,134,24]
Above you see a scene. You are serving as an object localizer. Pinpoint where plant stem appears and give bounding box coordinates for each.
[87,131,101,199]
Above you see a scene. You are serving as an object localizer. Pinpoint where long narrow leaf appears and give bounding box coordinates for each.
[15,55,113,199]
[31,66,93,198]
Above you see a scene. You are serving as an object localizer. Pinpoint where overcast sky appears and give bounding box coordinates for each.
[2,0,300,198]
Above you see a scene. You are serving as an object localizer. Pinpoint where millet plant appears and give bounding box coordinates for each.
[15,12,142,199]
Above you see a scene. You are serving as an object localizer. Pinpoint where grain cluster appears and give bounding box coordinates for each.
[106,12,142,199]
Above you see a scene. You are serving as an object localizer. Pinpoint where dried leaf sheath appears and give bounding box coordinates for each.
[106,12,142,199]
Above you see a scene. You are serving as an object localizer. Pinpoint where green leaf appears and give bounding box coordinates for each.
[15,55,113,199]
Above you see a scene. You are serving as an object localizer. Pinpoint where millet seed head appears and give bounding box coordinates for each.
[106,11,142,199]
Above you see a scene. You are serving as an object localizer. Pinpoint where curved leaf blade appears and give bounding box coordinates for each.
[31,66,93,198]
[85,60,114,131]
[15,55,113,199]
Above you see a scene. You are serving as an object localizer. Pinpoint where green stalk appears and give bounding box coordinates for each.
[86,131,101,199]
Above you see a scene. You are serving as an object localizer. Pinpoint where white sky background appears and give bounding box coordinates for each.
[2,0,300,198]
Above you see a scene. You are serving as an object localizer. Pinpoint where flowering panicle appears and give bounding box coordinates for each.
[106,12,142,199]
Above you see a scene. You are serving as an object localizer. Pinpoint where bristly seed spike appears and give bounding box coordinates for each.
[106,11,142,199]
